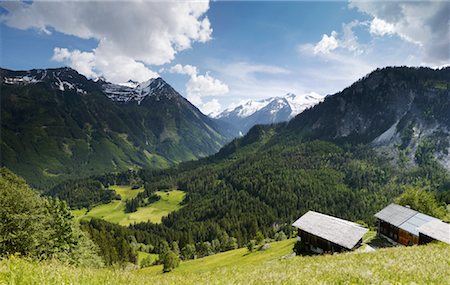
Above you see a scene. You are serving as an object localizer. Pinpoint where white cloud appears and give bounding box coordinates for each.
[168,64,229,112]
[313,31,339,54]
[341,21,363,54]
[52,47,159,83]
[169,64,229,98]
[369,18,395,36]
[186,72,229,97]
[305,22,364,56]
[52,48,97,78]
[350,1,450,65]
[1,1,212,82]
[201,99,222,116]
[168,64,198,77]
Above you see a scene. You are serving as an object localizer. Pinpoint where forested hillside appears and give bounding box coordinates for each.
[49,127,449,259]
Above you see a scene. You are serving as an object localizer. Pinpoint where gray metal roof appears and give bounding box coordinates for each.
[374,203,418,227]
[418,220,450,244]
[292,211,368,250]
[398,213,440,236]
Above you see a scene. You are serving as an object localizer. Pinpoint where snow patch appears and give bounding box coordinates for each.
[4,70,87,94]
[103,78,165,104]
[4,76,40,85]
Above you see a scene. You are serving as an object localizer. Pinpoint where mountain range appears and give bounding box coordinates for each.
[214,92,323,135]
[2,66,449,190]
[0,67,233,188]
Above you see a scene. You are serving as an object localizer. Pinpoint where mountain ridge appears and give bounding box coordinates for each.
[215,92,323,135]
[285,66,450,170]
[0,67,233,188]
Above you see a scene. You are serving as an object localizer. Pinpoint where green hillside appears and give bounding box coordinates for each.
[1,240,448,284]
[73,186,185,226]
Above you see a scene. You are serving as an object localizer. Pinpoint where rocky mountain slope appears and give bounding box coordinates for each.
[215,93,323,135]
[0,67,233,188]
[286,66,450,170]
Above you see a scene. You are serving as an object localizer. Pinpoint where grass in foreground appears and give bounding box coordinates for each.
[72,186,185,226]
[1,240,449,284]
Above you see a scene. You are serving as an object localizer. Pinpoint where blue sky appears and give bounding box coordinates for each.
[1,1,448,114]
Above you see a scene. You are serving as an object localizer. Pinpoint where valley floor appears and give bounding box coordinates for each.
[72,186,185,226]
[1,239,449,284]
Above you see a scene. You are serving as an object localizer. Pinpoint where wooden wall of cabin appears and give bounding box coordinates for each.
[398,229,419,245]
[378,220,399,242]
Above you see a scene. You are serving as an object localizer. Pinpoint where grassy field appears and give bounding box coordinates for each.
[137,251,159,266]
[1,240,449,284]
[72,186,185,226]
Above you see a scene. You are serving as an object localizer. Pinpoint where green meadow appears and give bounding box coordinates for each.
[137,251,159,266]
[1,239,448,284]
[72,186,185,226]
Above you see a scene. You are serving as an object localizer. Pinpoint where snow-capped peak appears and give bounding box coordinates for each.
[102,77,167,104]
[236,98,274,118]
[284,92,323,117]
[216,92,323,120]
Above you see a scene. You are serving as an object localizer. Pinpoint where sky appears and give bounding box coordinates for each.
[1,1,449,115]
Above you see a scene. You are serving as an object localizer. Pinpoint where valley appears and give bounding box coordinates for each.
[73,186,185,226]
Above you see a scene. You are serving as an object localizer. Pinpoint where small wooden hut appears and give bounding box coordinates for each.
[292,211,368,253]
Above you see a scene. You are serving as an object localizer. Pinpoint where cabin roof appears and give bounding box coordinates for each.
[292,211,368,250]
[398,213,440,236]
[418,220,450,244]
[374,203,418,227]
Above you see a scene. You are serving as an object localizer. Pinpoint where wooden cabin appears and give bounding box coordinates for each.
[292,211,368,253]
[374,204,447,246]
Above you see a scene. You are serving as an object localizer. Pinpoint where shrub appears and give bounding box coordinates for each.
[247,240,257,252]
[275,231,287,241]
[160,250,180,273]
[140,256,155,268]
[293,240,310,255]
[181,244,196,260]
[255,231,264,244]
